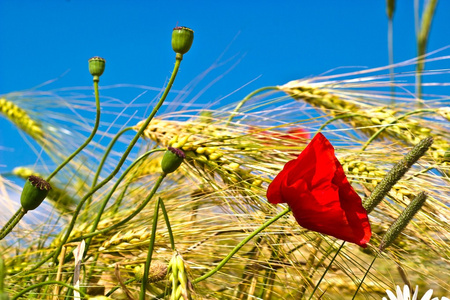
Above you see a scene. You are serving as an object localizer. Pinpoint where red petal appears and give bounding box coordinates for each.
[267,159,297,204]
[267,133,372,247]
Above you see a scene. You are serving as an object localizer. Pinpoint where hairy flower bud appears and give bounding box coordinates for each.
[172,26,194,55]
[20,175,51,212]
[161,147,185,174]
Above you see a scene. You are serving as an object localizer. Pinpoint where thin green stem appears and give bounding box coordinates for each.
[106,278,136,297]
[226,86,279,125]
[351,252,379,300]
[307,241,345,300]
[83,252,99,296]
[111,162,141,215]
[139,197,161,300]
[46,79,101,182]
[11,281,87,300]
[360,109,435,151]
[69,173,166,243]
[46,55,182,268]
[84,148,165,252]
[0,208,26,240]
[193,206,290,284]
[84,126,134,217]
[308,244,337,286]
[159,198,175,250]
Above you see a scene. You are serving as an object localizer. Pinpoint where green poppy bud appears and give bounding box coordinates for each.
[161,147,185,174]
[172,26,194,56]
[20,175,51,212]
[88,56,106,81]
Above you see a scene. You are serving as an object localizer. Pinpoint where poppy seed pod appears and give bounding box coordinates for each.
[161,147,185,174]
[88,56,106,80]
[20,175,51,212]
[172,26,194,55]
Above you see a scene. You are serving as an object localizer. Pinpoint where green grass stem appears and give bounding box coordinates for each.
[139,197,161,300]
[46,79,101,182]
[11,281,87,300]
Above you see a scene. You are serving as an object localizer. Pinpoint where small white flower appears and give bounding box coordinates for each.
[382,285,449,300]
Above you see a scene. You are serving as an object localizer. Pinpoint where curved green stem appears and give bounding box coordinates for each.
[307,241,346,300]
[111,157,145,214]
[11,281,87,300]
[193,206,290,284]
[84,126,134,217]
[106,278,136,297]
[226,86,279,125]
[69,173,166,243]
[46,79,101,182]
[0,208,26,240]
[48,55,182,266]
[160,198,175,250]
[361,109,435,151]
[351,252,379,300]
[140,197,161,300]
[84,148,165,253]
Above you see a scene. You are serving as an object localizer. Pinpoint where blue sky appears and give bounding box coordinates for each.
[1,1,450,171]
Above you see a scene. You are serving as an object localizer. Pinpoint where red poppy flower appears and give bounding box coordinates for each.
[267,133,372,247]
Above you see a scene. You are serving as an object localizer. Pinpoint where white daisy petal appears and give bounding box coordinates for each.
[404,285,411,300]
[421,289,434,300]
[386,289,399,300]
[397,286,404,300]
[412,286,419,300]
